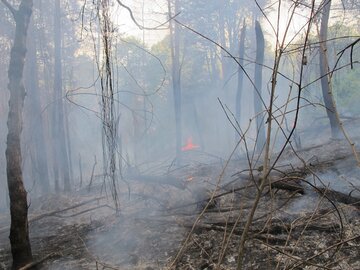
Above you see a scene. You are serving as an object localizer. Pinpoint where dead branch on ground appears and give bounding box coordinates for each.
[0,197,105,234]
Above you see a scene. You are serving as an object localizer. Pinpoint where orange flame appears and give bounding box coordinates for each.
[181,137,199,151]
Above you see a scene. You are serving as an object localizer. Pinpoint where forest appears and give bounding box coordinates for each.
[0,0,360,269]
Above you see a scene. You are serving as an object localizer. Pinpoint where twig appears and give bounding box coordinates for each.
[257,240,332,270]
[236,2,318,267]
[315,2,360,166]
[336,37,360,69]
[168,138,244,268]
[76,233,120,270]
[290,234,360,269]
[115,0,176,30]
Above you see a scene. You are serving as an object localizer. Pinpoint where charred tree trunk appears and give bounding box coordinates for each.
[53,0,71,192]
[26,19,50,194]
[2,0,34,268]
[169,0,182,163]
[235,21,246,135]
[318,0,340,138]
[253,20,266,153]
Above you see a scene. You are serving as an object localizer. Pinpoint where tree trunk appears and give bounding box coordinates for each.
[26,18,50,194]
[236,21,246,134]
[2,0,34,268]
[169,0,182,163]
[208,46,220,87]
[254,20,266,153]
[218,6,227,82]
[64,102,74,182]
[54,0,71,191]
[318,0,340,138]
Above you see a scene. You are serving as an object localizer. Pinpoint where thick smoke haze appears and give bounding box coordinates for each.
[0,0,355,209]
[0,0,360,269]
[0,0,355,221]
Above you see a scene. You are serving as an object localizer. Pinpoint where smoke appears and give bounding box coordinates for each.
[1,1,360,269]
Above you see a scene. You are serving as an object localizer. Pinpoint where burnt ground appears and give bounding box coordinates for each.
[1,139,360,269]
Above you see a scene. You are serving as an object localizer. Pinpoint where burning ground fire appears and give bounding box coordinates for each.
[181,137,199,151]
[182,137,199,181]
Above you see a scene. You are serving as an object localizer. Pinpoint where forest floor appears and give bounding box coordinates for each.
[1,139,360,269]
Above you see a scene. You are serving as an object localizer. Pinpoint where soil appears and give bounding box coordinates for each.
[0,139,360,269]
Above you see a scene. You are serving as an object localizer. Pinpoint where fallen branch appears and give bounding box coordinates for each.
[265,221,340,235]
[53,204,114,218]
[0,197,105,234]
[18,252,61,270]
[317,187,360,208]
[271,179,304,194]
[28,196,106,223]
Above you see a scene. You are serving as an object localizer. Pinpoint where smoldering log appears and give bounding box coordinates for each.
[317,188,360,208]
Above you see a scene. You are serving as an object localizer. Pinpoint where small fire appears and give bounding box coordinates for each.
[181,137,199,151]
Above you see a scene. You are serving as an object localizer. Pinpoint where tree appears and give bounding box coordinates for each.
[168,0,182,163]
[253,20,266,153]
[1,0,34,268]
[53,0,71,192]
[318,0,341,138]
[25,17,50,193]
[0,0,16,209]
[97,0,120,211]
[235,21,246,128]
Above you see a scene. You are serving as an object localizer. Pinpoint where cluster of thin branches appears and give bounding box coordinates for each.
[168,0,360,269]
[96,0,120,211]
[66,0,359,268]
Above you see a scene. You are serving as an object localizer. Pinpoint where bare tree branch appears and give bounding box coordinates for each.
[174,19,265,108]
[115,0,176,30]
[336,37,360,69]
[1,0,17,17]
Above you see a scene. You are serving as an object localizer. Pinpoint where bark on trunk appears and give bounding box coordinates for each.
[2,0,34,268]
[254,20,266,153]
[64,102,74,182]
[236,21,246,133]
[54,0,71,191]
[26,19,50,194]
[219,6,227,82]
[169,0,182,163]
[319,0,340,138]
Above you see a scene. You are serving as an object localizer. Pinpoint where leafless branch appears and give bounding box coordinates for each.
[336,37,360,69]
[1,0,17,17]
[115,0,177,30]
[174,19,265,109]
